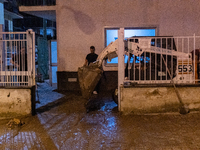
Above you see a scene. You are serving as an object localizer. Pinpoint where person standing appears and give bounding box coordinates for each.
[84,46,98,66]
[84,46,99,94]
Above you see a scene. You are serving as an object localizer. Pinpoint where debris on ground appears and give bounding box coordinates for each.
[85,97,105,113]
[6,118,24,129]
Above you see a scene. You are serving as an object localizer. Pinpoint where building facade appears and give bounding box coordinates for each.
[18,0,200,91]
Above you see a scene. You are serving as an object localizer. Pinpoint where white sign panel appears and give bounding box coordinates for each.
[139,38,151,49]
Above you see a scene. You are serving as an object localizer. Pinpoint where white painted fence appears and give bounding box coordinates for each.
[118,30,200,85]
[0,29,35,87]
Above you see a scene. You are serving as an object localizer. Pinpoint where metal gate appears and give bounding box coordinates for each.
[118,29,200,85]
[0,29,35,86]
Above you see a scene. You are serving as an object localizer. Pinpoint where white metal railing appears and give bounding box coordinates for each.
[118,34,200,85]
[0,29,35,87]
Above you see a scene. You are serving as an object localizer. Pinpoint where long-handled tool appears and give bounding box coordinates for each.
[161,55,189,114]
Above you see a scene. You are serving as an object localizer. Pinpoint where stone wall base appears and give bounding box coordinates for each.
[120,85,200,114]
[0,86,35,118]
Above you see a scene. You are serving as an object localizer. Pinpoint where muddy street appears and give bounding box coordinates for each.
[0,82,200,149]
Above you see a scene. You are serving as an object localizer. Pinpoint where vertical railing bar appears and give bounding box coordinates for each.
[15,39,20,85]
[16,40,18,85]
[32,31,36,86]
[0,34,2,74]
[155,38,157,81]
[0,33,1,84]
[6,39,8,72]
[14,40,16,84]
[15,40,17,85]
[144,51,146,82]
[198,37,200,83]
[128,52,130,80]
[24,33,26,85]
[128,39,131,81]
[1,34,3,85]
[23,33,25,85]
[133,39,135,81]
[23,33,28,85]
[22,39,24,85]
[133,54,135,81]
[150,51,151,83]
[4,35,5,84]
[27,34,28,86]
[197,37,200,83]
[25,33,27,85]
[139,54,141,83]
[187,37,189,83]
[160,38,162,81]
[19,39,21,85]
[175,37,179,83]
[182,38,184,83]
[177,37,179,84]
[118,28,124,110]
[24,33,26,86]
[194,34,196,83]
[9,40,12,71]
[10,39,12,86]
[5,40,7,86]
[165,38,168,81]
[0,35,2,85]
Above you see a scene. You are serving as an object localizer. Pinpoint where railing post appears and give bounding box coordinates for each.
[0,30,3,85]
[118,28,124,111]
[27,29,35,86]
[0,1,3,83]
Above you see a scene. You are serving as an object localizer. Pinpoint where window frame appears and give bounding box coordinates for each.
[103,27,157,67]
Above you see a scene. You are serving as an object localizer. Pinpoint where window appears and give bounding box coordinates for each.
[105,28,156,64]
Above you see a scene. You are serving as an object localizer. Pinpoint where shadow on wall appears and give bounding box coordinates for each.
[61,6,96,35]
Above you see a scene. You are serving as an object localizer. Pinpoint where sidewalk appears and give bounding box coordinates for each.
[35,80,65,109]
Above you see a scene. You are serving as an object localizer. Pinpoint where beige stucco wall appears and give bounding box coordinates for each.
[0,88,32,118]
[56,0,200,72]
[120,86,200,114]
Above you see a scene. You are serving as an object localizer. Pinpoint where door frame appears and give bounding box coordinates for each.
[49,40,57,87]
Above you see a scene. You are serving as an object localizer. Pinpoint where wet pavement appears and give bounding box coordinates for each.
[0,81,200,149]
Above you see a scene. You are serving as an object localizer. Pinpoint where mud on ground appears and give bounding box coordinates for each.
[0,83,200,149]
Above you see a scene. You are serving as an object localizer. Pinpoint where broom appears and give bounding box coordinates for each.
[161,55,189,114]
